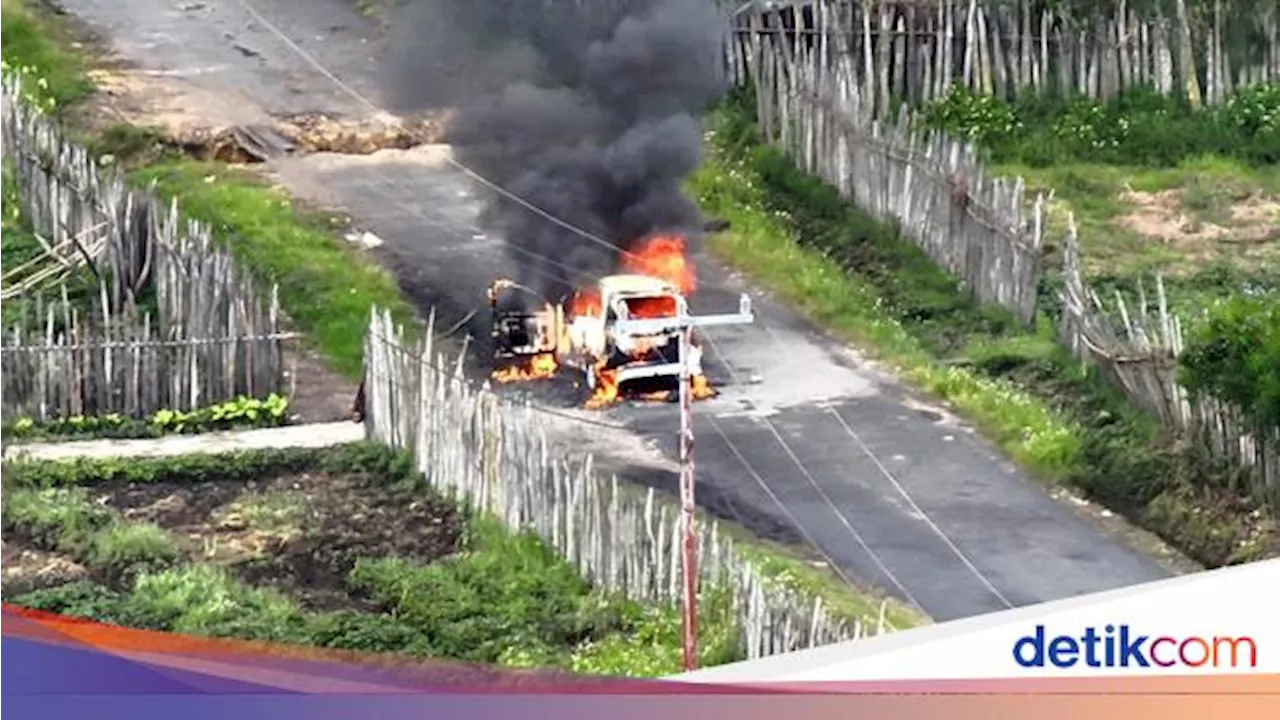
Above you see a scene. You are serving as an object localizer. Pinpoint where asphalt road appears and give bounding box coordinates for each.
[59,0,1174,621]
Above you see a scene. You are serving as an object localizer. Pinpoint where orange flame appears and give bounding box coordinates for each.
[624,295,677,318]
[620,234,695,295]
[585,365,620,409]
[491,352,558,383]
[570,288,603,318]
[587,373,716,408]
[691,373,715,400]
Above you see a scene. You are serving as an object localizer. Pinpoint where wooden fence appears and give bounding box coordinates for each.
[363,308,891,661]
[729,5,1047,323]
[1,76,287,420]
[731,0,1280,119]
[727,4,1274,499]
[1058,222,1279,503]
[727,3,1277,502]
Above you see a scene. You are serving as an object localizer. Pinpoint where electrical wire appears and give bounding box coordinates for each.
[231,0,948,613]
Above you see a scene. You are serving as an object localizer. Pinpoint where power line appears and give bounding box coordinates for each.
[233,0,625,259]
[695,330,925,610]
[234,0,748,297]
[746,322,1011,608]
[233,0,942,619]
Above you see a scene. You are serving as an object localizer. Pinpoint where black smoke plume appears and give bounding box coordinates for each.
[382,0,728,308]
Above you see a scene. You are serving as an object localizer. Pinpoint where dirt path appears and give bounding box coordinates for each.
[49,0,1195,622]
[2,422,365,461]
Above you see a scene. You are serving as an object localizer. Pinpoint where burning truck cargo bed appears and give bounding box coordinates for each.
[487,234,751,409]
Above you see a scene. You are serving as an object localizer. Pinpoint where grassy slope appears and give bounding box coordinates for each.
[689,94,1276,567]
[2,0,417,377]
[0,0,95,309]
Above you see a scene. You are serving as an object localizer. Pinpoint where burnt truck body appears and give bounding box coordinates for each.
[488,280,557,361]
[488,274,702,393]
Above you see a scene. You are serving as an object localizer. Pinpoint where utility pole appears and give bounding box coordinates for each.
[615,293,755,672]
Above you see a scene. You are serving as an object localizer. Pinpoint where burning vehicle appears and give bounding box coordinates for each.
[488,234,750,408]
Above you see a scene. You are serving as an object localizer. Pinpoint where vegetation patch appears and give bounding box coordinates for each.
[0,0,94,115]
[690,91,1277,567]
[919,84,1280,303]
[3,394,294,442]
[1,0,418,379]
[919,83,1280,169]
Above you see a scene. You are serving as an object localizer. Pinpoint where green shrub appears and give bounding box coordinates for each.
[1179,295,1280,436]
[347,526,600,663]
[129,565,311,642]
[569,586,740,676]
[1,446,326,488]
[89,523,183,584]
[306,610,439,656]
[3,395,292,442]
[6,581,154,627]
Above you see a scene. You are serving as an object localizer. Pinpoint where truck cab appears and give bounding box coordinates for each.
[567,274,704,389]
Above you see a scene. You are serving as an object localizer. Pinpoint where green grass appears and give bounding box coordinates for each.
[690,94,1276,566]
[1,485,184,580]
[128,160,419,378]
[0,0,94,112]
[5,511,743,674]
[0,445,768,676]
[1,486,115,554]
[89,522,184,582]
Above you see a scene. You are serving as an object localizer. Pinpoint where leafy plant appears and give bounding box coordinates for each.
[1179,295,1280,435]
[89,522,184,584]
[918,83,1280,168]
[3,394,292,441]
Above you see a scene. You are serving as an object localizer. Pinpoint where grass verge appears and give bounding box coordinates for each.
[130,160,418,377]
[690,92,1276,567]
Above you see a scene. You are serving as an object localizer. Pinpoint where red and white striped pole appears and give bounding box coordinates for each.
[678,322,698,672]
[614,294,753,673]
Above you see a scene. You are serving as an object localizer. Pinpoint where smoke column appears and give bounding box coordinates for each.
[382,0,728,306]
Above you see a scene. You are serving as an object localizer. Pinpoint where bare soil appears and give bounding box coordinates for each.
[1115,187,1280,259]
[93,470,464,610]
[1,540,91,598]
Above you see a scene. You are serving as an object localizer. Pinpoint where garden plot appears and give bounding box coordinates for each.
[1,443,742,674]
[94,468,462,610]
